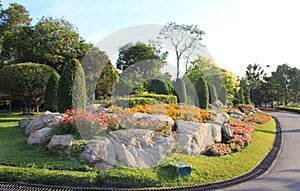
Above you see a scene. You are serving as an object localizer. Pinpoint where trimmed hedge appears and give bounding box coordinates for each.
[195,76,209,109]
[147,79,169,95]
[135,93,177,104]
[278,106,300,113]
[114,97,156,108]
[173,78,187,103]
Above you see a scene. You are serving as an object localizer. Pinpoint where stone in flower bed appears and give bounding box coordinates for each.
[174,120,222,155]
[47,135,73,155]
[19,118,33,128]
[81,129,175,170]
[131,112,174,126]
[24,111,61,135]
[27,127,52,144]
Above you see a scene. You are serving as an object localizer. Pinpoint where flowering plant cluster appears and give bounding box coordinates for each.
[58,109,175,139]
[110,104,212,123]
[210,120,255,156]
[244,112,271,124]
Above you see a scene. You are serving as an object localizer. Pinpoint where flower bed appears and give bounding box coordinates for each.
[110,104,212,123]
[244,112,271,124]
[58,109,174,139]
[209,120,255,156]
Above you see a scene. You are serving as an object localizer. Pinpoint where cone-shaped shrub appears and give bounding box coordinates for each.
[208,83,218,104]
[195,76,209,109]
[44,71,60,112]
[57,59,86,113]
[173,78,187,103]
[219,86,227,106]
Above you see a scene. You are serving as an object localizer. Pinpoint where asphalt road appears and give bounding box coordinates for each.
[220,111,300,191]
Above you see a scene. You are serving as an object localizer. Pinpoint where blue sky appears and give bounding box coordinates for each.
[3,0,300,77]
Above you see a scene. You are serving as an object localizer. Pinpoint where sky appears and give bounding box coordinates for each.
[3,0,300,77]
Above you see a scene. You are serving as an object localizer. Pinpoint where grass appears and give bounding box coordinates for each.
[0,112,277,188]
[278,105,300,113]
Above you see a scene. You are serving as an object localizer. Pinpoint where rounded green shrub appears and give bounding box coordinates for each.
[208,83,218,104]
[44,71,60,112]
[57,59,86,113]
[0,62,56,114]
[173,78,187,103]
[147,79,169,95]
[195,76,209,109]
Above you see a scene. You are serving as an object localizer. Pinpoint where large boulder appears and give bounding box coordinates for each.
[19,118,33,128]
[131,112,174,126]
[47,135,73,155]
[212,100,224,108]
[81,129,175,170]
[174,120,221,155]
[27,127,52,144]
[210,111,229,122]
[25,111,61,135]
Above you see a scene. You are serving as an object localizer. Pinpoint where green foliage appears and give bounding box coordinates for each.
[57,59,86,113]
[208,83,217,104]
[195,76,209,109]
[0,63,56,113]
[278,105,300,113]
[147,79,170,95]
[1,16,91,74]
[95,63,119,99]
[114,97,156,108]
[237,87,244,105]
[44,71,60,112]
[240,78,251,104]
[173,78,187,103]
[219,86,227,105]
[135,93,177,104]
[0,3,32,37]
[219,68,239,102]
[116,41,167,71]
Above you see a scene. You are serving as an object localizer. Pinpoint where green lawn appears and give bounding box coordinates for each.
[0,112,277,188]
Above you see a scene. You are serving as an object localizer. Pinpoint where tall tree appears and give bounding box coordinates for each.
[0,3,31,37]
[116,41,167,71]
[245,63,266,106]
[159,22,205,78]
[1,16,91,73]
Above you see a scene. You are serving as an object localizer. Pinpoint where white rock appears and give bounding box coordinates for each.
[27,127,52,144]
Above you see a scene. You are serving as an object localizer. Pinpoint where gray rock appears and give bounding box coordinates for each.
[221,123,233,141]
[245,110,254,115]
[47,135,73,155]
[131,112,174,126]
[210,111,229,122]
[19,118,33,128]
[208,103,216,109]
[174,120,221,155]
[27,127,52,144]
[230,114,244,120]
[229,110,243,115]
[25,111,61,136]
[212,100,224,108]
[81,129,175,170]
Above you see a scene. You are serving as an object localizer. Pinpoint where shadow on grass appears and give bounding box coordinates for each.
[255,129,276,135]
[156,164,178,181]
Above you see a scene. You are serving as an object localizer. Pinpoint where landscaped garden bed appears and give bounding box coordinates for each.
[0,105,276,188]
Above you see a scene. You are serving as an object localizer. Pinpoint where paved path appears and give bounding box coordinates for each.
[220,111,300,191]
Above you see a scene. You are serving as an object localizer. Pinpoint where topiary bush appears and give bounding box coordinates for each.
[195,76,209,109]
[173,78,187,103]
[219,86,227,106]
[147,79,169,95]
[0,62,56,114]
[57,59,86,113]
[114,97,156,108]
[208,83,218,104]
[44,71,60,112]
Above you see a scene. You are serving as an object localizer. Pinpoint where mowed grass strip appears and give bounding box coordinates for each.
[0,113,276,188]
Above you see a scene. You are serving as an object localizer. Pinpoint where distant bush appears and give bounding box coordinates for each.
[278,106,300,113]
[219,86,227,106]
[147,79,169,95]
[44,71,60,112]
